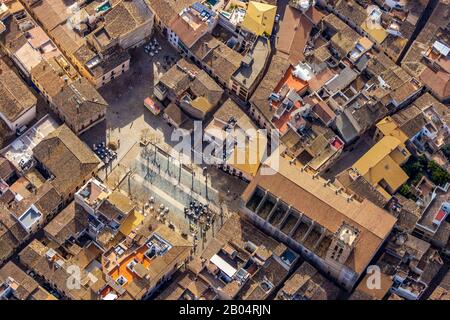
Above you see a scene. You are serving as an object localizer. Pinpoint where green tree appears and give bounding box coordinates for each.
[402,156,426,182]
[427,160,450,186]
[399,184,416,200]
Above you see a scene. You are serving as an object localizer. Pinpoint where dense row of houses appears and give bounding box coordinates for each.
[0,0,449,302]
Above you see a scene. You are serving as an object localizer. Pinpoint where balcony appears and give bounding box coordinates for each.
[246,187,265,212]
[280,211,300,235]
[315,234,333,258]
[292,219,310,243]
[257,195,277,220]
[304,226,322,250]
[267,202,288,227]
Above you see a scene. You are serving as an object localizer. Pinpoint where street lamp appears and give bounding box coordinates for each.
[127,168,136,198]
[178,152,182,183]
[191,170,196,191]
[203,167,208,201]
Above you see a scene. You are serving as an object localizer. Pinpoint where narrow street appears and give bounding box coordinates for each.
[397,0,440,63]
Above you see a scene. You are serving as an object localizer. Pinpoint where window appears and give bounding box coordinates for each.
[331,244,344,261]
[400,148,408,156]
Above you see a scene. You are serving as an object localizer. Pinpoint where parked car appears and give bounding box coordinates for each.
[16,125,27,136]
[144,97,161,115]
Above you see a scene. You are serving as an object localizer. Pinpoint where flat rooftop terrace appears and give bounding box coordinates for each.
[1,115,59,169]
[232,37,270,89]
[417,185,450,233]
[108,245,152,284]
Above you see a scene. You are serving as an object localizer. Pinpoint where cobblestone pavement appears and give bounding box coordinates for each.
[81,32,181,175]
[79,32,249,254]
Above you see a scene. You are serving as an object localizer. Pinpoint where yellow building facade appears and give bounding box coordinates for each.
[241,1,277,36]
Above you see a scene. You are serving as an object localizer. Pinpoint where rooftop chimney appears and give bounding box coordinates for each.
[335,187,343,194]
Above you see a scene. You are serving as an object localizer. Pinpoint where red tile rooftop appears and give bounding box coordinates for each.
[100,285,114,299]
[330,136,344,150]
[109,245,152,285]
[274,66,309,93]
[271,66,309,134]
[308,68,336,92]
[426,49,450,73]
[273,101,302,134]
[435,209,447,223]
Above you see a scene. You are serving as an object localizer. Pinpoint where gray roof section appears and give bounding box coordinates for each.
[325,67,358,93]
[335,110,360,143]
[232,37,271,90]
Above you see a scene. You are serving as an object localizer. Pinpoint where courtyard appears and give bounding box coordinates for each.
[79,32,248,254]
[81,32,181,169]
[104,141,246,254]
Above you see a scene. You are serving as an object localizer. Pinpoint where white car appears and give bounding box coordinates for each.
[19,157,32,170]
[275,14,280,23]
